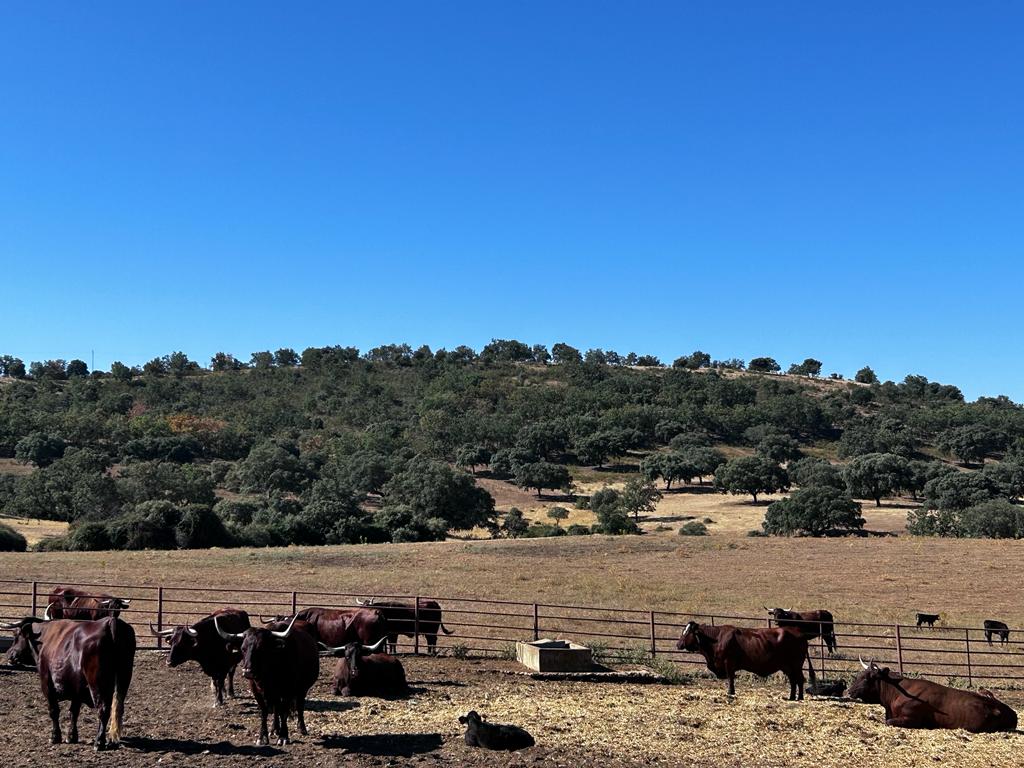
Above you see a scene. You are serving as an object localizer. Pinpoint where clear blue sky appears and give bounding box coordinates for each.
[3,3,1022,399]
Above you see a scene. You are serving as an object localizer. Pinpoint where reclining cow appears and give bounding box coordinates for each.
[850,659,1017,732]
[322,637,409,697]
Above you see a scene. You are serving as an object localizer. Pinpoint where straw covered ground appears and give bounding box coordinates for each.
[0,654,1021,768]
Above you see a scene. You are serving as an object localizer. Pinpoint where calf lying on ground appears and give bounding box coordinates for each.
[459,710,535,751]
[807,679,846,697]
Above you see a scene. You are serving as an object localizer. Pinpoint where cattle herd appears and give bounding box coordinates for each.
[1,587,1021,754]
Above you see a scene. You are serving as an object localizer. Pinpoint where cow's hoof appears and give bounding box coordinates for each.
[255,737,269,747]
[94,742,105,752]
[299,726,308,736]
[50,734,62,745]
[67,733,78,744]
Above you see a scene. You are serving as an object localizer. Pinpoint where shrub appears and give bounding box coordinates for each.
[522,523,567,538]
[68,521,112,551]
[678,521,708,536]
[34,535,68,551]
[0,522,27,552]
[566,524,592,536]
[762,486,864,536]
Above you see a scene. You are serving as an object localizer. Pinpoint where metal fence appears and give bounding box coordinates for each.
[3,577,1023,687]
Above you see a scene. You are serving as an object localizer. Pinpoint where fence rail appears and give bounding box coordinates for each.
[3,578,1024,686]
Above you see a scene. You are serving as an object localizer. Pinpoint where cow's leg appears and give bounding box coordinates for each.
[68,698,81,743]
[227,664,237,698]
[275,706,290,746]
[986,632,993,646]
[726,667,736,696]
[94,692,111,751]
[388,634,398,655]
[427,634,437,655]
[886,716,928,729]
[212,675,226,707]
[45,680,62,745]
[253,691,270,746]
[296,694,308,736]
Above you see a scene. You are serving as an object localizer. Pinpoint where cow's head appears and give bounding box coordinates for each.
[259,614,289,626]
[355,598,377,607]
[677,621,702,651]
[97,597,131,617]
[215,614,300,680]
[320,637,386,680]
[150,623,199,667]
[1,617,45,667]
[849,658,898,703]
[764,606,793,620]
[459,711,483,728]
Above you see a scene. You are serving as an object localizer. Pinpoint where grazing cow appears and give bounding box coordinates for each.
[215,615,319,746]
[356,598,454,654]
[263,607,388,648]
[3,616,135,749]
[677,621,815,699]
[151,608,250,706]
[764,606,838,654]
[47,586,131,620]
[459,710,535,751]
[983,619,1010,646]
[323,637,409,697]
[916,612,940,628]
[850,659,1017,732]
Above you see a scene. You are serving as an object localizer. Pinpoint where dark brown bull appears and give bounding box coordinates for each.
[983,619,1010,646]
[1,615,135,750]
[356,598,454,654]
[850,659,1017,732]
[215,615,319,746]
[677,620,815,699]
[323,637,409,697]
[765,606,837,654]
[151,608,250,706]
[47,586,131,620]
[263,607,388,648]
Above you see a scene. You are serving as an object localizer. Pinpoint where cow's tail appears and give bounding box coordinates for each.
[108,618,123,743]
[805,649,817,683]
[440,622,455,636]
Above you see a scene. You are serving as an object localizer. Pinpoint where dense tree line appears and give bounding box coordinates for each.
[3,340,1024,548]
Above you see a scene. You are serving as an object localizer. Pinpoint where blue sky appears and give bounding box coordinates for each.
[2,3,1022,399]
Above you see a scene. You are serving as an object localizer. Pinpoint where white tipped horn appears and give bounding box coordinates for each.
[270,614,300,639]
[319,641,346,656]
[185,626,199,637]
[149,624,175,637]
[214,616,245,642]
[859,656,870,670]
[355,598,367,605]
[363,636,387,653]
[43,602,54,621]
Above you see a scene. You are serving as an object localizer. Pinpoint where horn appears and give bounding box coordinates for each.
[318,641,346,656]
[859,656,870,670]
[119,599,131,607]
[185,626,199,637]
[149,624,175,637]
[270,614,300,639]
[355,598,367,605]
[214,616,245,642]
[362,636,387,653]
[43,602,55,621]
[259,615,277,624]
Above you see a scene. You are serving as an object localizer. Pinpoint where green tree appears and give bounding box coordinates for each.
[228,440,311,496]
[620,477,661,522]
[855,366,879,384]
[531,345,551,364]
[480,339,533,364]
[787,358,822,377]
[922,471,996,512]
[755,433,803,463]
[14,432,67,467]
[274,348,300,367]
[513,461,572,498]
[762,486,864,536]
[842,453,910,507]
[250,350,275,369]
[501,508,529,538]
[456,444,491,474]
[788,457,844,490]
[714,457,789,503]
[546,506,570,526]
[0,522,27,552]
[210,352,243,371]
[748,357,781,373]
[589,487,639,534]
[109,361,133,382]
[938,425,1006,466]
[383,457,496,531]
[66,359,89,378]
[551,343,582,364]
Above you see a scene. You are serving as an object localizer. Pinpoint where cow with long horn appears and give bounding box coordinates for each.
[214,614,318,746]
[150,608,250,706]
[322,636,409,697]
[46,586,131,620]
[356,597,454,654]
[850,658,1017,732]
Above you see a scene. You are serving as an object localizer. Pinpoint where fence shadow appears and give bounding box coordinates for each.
[320,732,443,756]
[123,736,283,757]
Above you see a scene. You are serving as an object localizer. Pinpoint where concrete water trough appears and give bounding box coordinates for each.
[516,638,594,673]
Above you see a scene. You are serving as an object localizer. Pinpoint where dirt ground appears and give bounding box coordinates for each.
[1,653,1021,768]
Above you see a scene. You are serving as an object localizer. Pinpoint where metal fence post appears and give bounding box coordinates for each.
[819,632,825,679]
[532,603,539,641]
[156,587,164,650]
[414,597,421,655]
[965,628,973,686]
[895,624,904,675]
[31,581,38,616]
[291,591,298,615]
[649,611,657,657]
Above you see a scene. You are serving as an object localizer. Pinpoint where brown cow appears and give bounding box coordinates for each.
[215,615,319,746]
[765,606,838,654]
[151,608,250,706]
[2,615,135,749]
[356,598,454,654]
[850,659,1017,732]
[677,621,814,699]
[47,586,131,620]
[263,607,388,648]
[322,637,409,697]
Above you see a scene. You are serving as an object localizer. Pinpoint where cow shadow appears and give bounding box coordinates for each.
[412,679,468,688]
[320,732,443,756]
[123,736,283,757]
[306,698,361,713]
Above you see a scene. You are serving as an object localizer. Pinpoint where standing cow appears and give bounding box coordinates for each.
[322,637,409,697]
[263,607,388,648]
[983,619,1010,646]
[850,659,1017,732]
[151,608,250,706]
[356,598,454,654]
[3,615,135,749]
[46,586,131,620]
[916,612,940,628]
[677,621,815,699]
[764,606,837,654]
[215,615,319,746]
